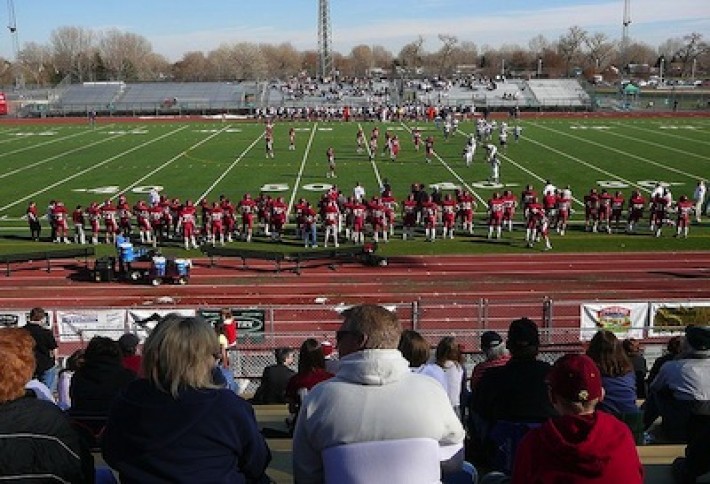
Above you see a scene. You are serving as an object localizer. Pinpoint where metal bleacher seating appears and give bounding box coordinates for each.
[526,79,592,109]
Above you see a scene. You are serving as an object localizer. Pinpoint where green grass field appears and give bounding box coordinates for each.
[0,116,709,257]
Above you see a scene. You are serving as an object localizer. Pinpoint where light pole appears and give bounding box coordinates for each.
[660,57,665,85]
[537,57,543,78]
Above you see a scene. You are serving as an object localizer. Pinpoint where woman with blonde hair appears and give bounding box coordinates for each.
[436,335,465,417]
[102,314,271,483]
[0,328,88,482]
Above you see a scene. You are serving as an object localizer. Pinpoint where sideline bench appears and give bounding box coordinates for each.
[202,245,385,274]
[0,247,95,276]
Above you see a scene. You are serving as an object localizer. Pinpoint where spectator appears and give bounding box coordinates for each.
[251,347,296,404]
[586,331,640,416]
[508,354,643,484]
[0,328,90,483]
[436,336,465,417]
[623,338,648,398]
[117,333,141,375]
[646,336,683,386]
[22,307,58,391]
[644,325,710,443]
[472,317,556,424]
[57,349,84,410]
[284,338,334,431]
[398,329,447,390]
[69,336,135,417]
[293,304,466,483]
[102,314,271,483]
[470,330,511,391]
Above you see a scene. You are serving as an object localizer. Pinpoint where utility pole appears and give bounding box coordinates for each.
[621,0,631,76]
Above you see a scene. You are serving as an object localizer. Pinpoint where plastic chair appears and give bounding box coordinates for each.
[323,438,442,484]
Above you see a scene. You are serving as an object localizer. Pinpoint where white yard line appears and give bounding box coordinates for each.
[357,122,384,189]
[610,121,710,148]
[0,130,124,179]
[401,122,487,205]
[287,123,318,215]
[534,122,704,181]
[0,125,188,213]
[598,126,709,162]
[195,127,263,201]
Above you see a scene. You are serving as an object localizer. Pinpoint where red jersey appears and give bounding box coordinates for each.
[488,198,505,221]
[323,204,339,226]
[72,208,85,226]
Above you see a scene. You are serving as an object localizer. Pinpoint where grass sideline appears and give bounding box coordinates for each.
[0,116,709,258]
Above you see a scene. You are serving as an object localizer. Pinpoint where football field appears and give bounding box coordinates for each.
[0,115,709,254]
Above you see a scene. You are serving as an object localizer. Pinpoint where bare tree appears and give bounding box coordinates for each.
[50,26,96,82]
[397,36,425,74]
[98,29,154,81]
[348,44,373,77]
[172,51,210,81]
[557,26,587,77]
[434,34,459,77]
[259,43,302,80]
[584,32,617,72]
[17,42,53,85]
[673,33,708,77]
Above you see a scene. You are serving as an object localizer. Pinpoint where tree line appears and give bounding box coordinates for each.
[0,26,707,87]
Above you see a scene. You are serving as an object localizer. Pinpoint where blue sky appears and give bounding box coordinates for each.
[1,0,708,61]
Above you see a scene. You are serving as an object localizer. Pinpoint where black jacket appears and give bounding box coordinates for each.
[472,357,557,423]
[70,355,135,416]
[0,396,88,483]
[251,363,295,404]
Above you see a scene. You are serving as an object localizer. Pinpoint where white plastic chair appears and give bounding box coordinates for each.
[323,437,442,484]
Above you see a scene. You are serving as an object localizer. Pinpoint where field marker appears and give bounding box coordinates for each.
[287,124,318,215]
[0,125,114,161]
[597,126,709,162]
[533,123,704,183]
[0,126,188,213]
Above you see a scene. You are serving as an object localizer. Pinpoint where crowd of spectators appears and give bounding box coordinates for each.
[1,306,709,483]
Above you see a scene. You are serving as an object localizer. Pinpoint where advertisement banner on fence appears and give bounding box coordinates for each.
[199,308,266,342]
[0,310,53,329]
[56,309,126,342]
[580,303,647,340]
[126,309,196,340]
[649,302,710,337]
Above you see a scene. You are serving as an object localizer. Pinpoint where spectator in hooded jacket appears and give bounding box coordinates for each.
[509,354,643,484]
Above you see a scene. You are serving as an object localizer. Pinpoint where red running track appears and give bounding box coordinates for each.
[0,252,707,314]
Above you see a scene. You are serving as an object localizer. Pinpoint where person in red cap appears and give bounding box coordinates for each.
[509,354,643,484]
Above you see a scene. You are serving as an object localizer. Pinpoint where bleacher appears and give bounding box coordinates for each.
[51,81,254,115]
[526,79,592,109]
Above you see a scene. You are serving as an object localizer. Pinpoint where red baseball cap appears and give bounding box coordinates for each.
[547,354,603,403]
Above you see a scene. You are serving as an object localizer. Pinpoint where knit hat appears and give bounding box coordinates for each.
[507,317,540,347]
[481,331,504,350]
[118,333,140,353]
[547,354,603,403]
[686,325,710,351]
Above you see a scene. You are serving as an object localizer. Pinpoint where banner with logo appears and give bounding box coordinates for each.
[199,308,266,342]
[0,310,50,329]
[56,309,126,342]
[580,302,648,340]
[649,301,710,337]
[126,309,196,340]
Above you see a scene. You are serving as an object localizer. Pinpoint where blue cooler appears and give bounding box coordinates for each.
[119,243,134,263]
[152,256,166,277]
[174,258,190,277]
